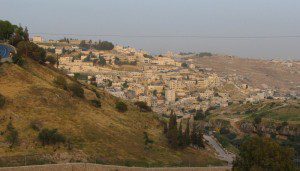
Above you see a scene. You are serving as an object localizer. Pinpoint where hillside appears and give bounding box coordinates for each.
[206,99,300,155]
[0,58,224,167]
[189,55,300,93]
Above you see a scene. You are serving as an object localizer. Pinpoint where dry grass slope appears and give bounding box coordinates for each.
[0,58,224,167]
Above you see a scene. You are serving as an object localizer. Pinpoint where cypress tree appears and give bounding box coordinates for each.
[178,121,184,147]
[184,119,190,146]
[163,121,168,134]
[191,122,197,146]
[197,129,205,148]
[191,122,205,148]
[167,112,178,149]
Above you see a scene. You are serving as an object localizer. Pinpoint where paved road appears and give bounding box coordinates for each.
[203,135,235,165]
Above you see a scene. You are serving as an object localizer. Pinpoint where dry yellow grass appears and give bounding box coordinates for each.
[0,59,224,167]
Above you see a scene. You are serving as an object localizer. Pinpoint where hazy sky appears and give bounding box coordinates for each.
[1,0,300,59]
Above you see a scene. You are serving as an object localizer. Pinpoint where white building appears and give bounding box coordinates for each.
[32,36,43,43]
[165,89,176,103]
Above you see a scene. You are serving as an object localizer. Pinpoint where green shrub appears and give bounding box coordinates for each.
[143,132,154,146]
[134,101,151,112]
[92,89,101,98]
[0,93,6,108]
[68,83,84,98]
[254,116,262,124]
[12,54,25,67]
[53,76,67,90]
[46,55,57,65]
[215,133,229,147]
[115,101,128,112]
[90,99,101,108]
[220,127,230,134]
[226,132,237,140]
[6,121,19,148]
[38,128,65,146]
[194,110,205,120]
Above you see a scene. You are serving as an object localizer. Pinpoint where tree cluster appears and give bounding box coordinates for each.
[58,37,70,43]
[233,136,295,171]
[0,20,47,65]
[38,128,66,146]
[195,52,212,57]
[166,113,204,149]
[16,41,46,63]
[79,40,114,51]
[0,20,29,45]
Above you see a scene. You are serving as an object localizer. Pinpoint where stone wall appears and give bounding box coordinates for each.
[0,163,231,171]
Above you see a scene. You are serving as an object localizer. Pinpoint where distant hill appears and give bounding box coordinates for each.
[189,55,300,93]
[0,57,224,167]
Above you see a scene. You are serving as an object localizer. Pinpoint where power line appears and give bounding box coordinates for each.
[29,32,300,39]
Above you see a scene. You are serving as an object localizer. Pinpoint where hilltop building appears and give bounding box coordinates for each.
[32,36,43,43]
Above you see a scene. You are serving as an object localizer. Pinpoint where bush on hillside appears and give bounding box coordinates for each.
[134,101,151,112]
[46,55,57,65]
[68,83,84,98]
[91,88,101,98]
[226,132,237,140]
[38,128,65,146]
[90,99,101,108]
[0,93,6,108]
[115,101,128,112]
[5,121,19,148]
[220,127,230,135]
[194,110,205,120]
[12,54,25,67]
[143,132,154,146]
[254,116,262,125]
[53,76,68,90]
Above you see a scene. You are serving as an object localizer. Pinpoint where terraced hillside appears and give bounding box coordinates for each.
[0,58,223,167]
[206,100,300,155]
